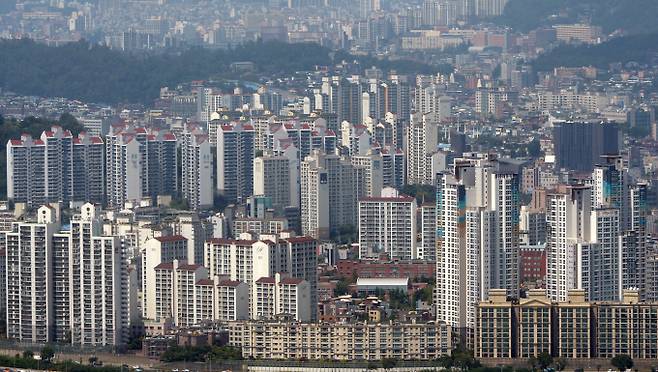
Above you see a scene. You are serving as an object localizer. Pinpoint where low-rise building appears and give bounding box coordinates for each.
[476,288,658,359]
[227,320,452,360]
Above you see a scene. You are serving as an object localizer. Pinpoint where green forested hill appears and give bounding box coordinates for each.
[0,39,447,105]
[532,32,658,71]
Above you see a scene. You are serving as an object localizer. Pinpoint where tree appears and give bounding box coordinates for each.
[88,356,98,366]
[367,361,379,370]
[170,198,190,210]
[528,356,538,371]
[382,358,398,370]
[22,350,34,360]
[537,351,553,370]
[527,139,542,157]
[555,357,568,371]
[414,285,434,304]
[334,278,350,296]
[611,354,634,371]
[437,354,453,369]
[208,346,242,361]
[40,346,55,363]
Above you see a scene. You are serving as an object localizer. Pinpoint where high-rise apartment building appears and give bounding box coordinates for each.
[435,155,520,339]
[105,125,177,209]
[5,204,134,346]
[7,127,104,207]
[253,151,299,212]
[217,122,255,202]
[253,274,311,321]
[351,152,384,197]
[69,204,129,346]
[204,236,318,320]
[406,112,438,185]
[142,235,189,320]
[181,125,213,210]
[546,185,591,302]
[358,190,417,260]
[5,205,60,343]
[300,151,360,240]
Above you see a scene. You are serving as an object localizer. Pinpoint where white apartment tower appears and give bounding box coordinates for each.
[5,205,59,343]
[352,152,385,197]
[253,273,311,322]
[420,204,437,261]
[406,112,438,185]
[105,125,177,209]
[253,152,299,212]
[204,236,318,320]
[358,190,417,260]
[69,203,128,346]
[181,125,213,210]
[488,172,520,294]
[142,235,189,320]
[7,127,104,207]
[435,157,520,336]
[546,185,592,302]
[301,151,359,240]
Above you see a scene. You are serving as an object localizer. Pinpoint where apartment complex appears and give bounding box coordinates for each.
[476,289,658,359]
[435,154,521,338]
[5,204,135,346]
[253,273,311,321]
[253,151,299,212]
[227,320,452,360]
[300,151,360,240]
[105,124,177,208]
[6,127,104,207]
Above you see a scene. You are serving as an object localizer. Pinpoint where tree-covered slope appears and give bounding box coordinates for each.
[0,39,449,105]
[532,32,658,71]
[495,0,658,34]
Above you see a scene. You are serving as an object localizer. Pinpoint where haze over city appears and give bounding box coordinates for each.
[0,0,657,371]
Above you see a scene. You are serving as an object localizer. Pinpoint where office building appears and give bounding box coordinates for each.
[553,121,619,172]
